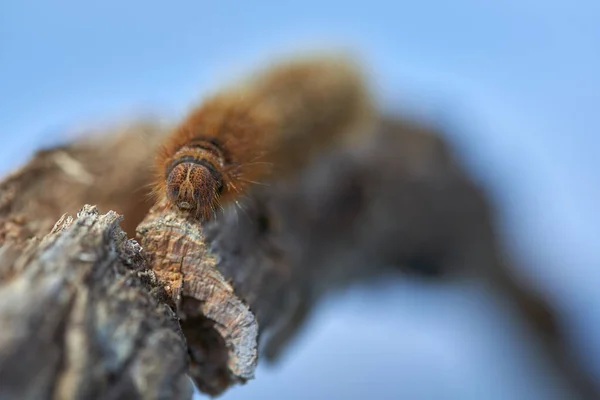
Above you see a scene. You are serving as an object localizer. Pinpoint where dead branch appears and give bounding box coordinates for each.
[0,115,596,399]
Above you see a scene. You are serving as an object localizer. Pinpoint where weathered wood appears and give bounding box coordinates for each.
[0,122,193,400]
[0,114,596,399]
[0,205,192,400]
[138,202,258,396]
[138,115,600,399]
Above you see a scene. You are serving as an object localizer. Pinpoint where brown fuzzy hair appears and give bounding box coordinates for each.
[153,53,375,221]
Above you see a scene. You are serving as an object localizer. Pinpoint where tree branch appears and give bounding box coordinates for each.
[0,115,596,399]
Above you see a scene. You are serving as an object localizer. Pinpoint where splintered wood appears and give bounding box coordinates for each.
[137,199,258,396]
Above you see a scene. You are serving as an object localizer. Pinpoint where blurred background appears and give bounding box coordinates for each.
[1,1,598,399]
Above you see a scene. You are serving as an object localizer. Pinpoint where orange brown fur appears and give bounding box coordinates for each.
[154,54,375,220]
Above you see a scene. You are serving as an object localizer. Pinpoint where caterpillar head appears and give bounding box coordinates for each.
[165,156,223,220]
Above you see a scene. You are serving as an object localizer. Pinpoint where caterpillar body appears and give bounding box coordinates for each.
[154,54,375,220]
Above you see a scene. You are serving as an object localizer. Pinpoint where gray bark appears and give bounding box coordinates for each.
[0,205,193,400]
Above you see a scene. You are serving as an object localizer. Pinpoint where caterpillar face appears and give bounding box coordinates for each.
[163,138,227,219]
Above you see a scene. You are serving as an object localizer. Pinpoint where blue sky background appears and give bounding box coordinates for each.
[1,1,598,399]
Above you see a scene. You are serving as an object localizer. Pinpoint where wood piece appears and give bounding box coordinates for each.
[0,112,595,399]
[138,200,258,396]
[0,205,193,400]
[138,115,600,399]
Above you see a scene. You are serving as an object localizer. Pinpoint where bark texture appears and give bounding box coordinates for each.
[0,122,193,400]
[0,205,192,400]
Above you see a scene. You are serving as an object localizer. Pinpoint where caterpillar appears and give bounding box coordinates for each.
[153,53,375,221]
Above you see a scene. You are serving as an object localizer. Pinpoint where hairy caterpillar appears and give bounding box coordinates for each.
[153,54,375,220]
